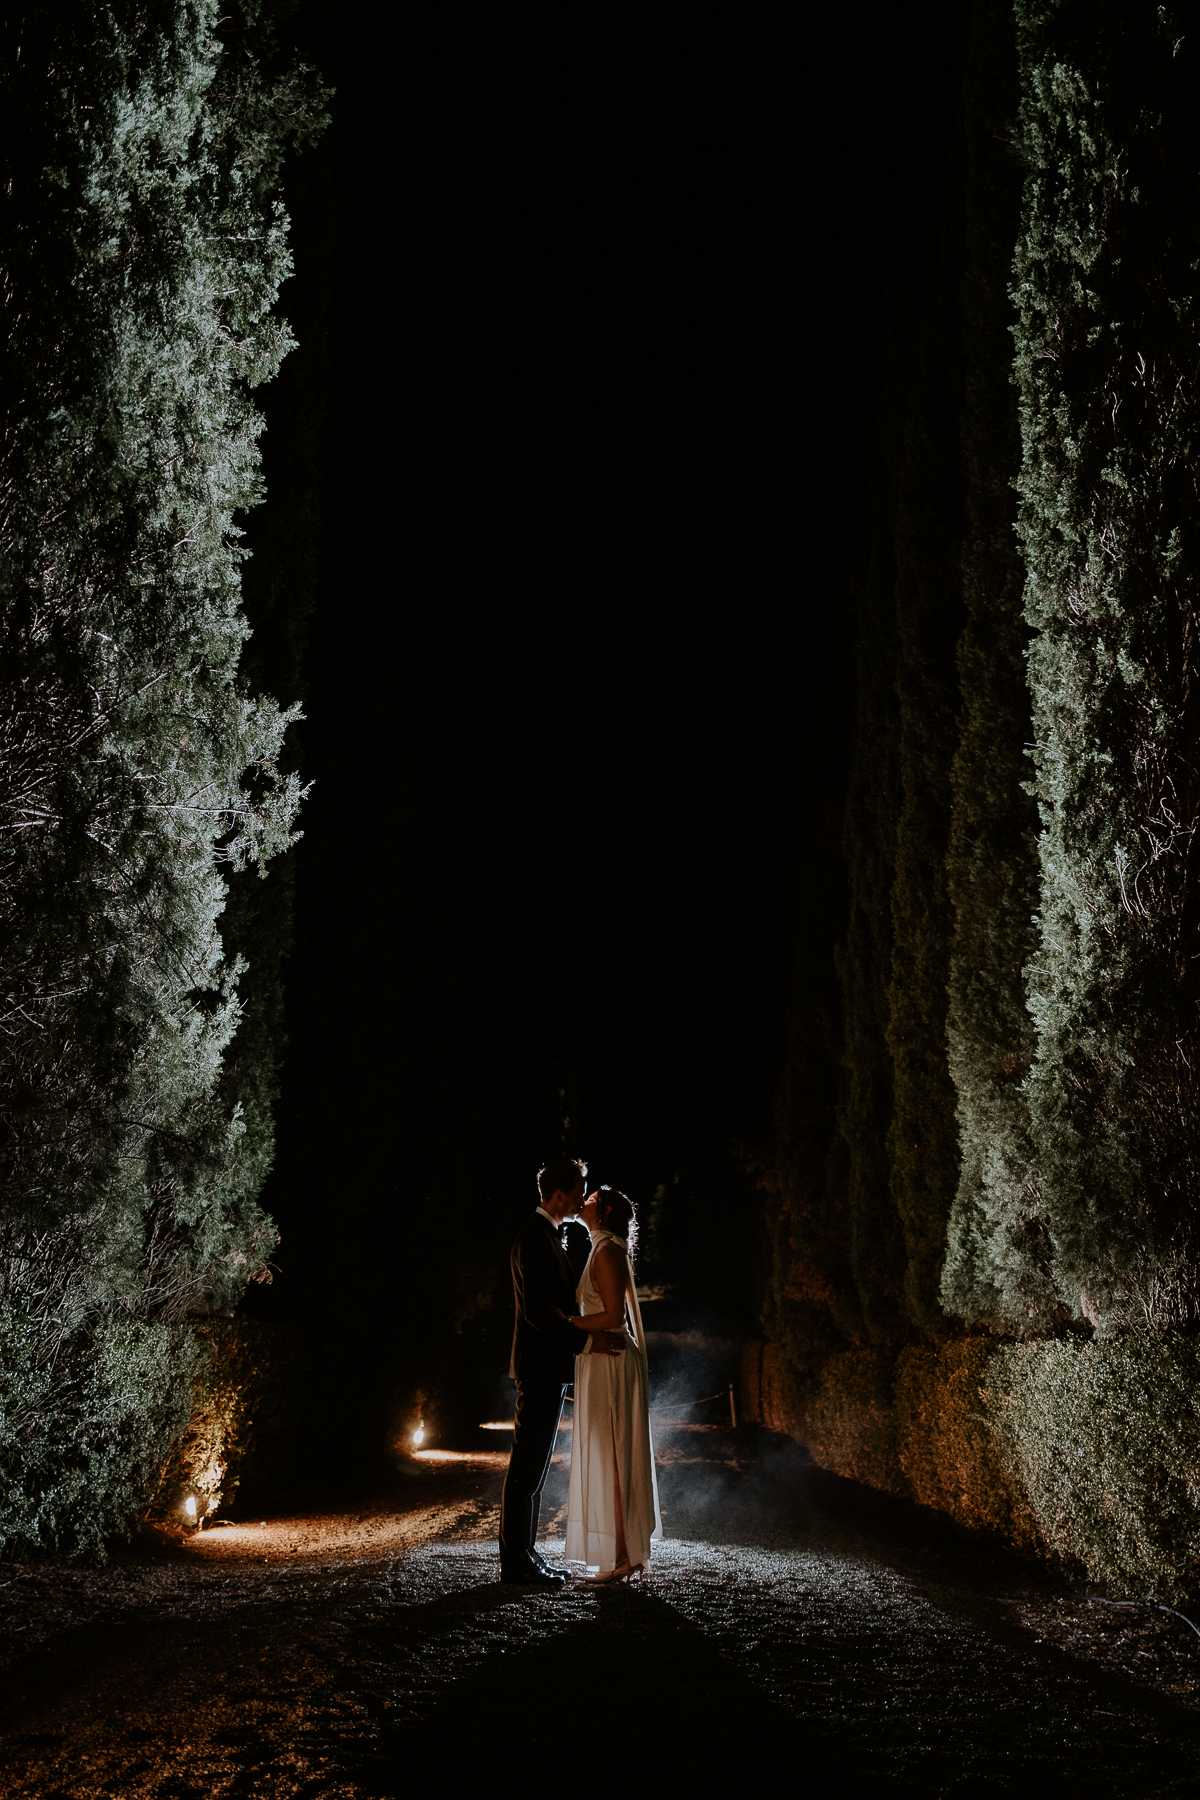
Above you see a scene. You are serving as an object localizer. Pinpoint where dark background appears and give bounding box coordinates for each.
[241,2,971,1474]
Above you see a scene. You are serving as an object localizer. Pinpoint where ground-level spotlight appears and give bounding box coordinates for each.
[412,1420,425,1447]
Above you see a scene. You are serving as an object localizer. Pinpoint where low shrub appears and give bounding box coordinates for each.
[747,1341,905,1496]
[746,1329,1200,1598]
[147,1319,304,1527]
[0,1309,199,1563]
[802,1349,907,1496]
[749,1341,801,1440]
[988,1334,1200,1599]
[0,1311,303,1559]
[896,1340,1039,1549]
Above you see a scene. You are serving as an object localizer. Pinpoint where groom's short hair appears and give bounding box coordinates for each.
[537,1156,587,1202]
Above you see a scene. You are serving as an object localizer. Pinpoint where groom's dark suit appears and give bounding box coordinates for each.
[499,1209,589,1575]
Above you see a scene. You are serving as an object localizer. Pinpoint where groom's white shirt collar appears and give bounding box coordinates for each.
[536,1206,563,1231]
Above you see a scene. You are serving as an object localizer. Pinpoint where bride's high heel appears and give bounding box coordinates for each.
[583,1559,645,1585]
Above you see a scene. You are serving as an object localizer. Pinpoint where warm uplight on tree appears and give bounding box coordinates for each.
[413,1420,425,1446]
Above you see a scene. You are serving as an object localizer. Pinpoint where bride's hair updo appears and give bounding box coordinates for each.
[595,1185,638,1260]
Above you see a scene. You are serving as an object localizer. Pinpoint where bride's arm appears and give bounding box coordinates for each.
[565,1243,628,1333]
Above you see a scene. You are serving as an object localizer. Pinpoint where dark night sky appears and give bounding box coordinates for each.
[246,2,971,1451]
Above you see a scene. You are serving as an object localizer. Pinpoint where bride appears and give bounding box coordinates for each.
[557,1185,661,1581]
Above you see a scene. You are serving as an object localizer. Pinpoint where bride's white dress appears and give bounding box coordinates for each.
[565,1229,662,1570]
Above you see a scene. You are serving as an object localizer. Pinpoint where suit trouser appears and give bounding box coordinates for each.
[499,1377,566,1565]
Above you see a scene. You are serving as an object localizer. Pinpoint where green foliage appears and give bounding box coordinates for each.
[941,0,1054,1334]
[886,160,965,1338]
[761,658,863,1363]
[762,985,861,1364]
[756,0,1200,1606]
[221,78,333,1209]
[799,1347,908,1497]
[0,1,327,1552]
[751,1331,1200,1599]
[817,162,966,1347]
[896,1340,1041,1549]
[837,514,908,1342]
[1013,1,1200,1329]
[0,1307,198,1562]
[990,1333,1200,1598]
[149,1318,303,1523]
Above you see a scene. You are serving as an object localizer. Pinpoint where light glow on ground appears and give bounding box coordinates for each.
[412,1449,509,1465]
[478,1420,571,1431]
[176,1465,512,1564]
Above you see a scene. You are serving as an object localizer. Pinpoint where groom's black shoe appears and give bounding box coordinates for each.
[499,1553,565,1588]
[530,1548,571,1585]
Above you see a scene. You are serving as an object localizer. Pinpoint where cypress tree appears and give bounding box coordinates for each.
[220,27,334,1222]
[765,986,860,1358]
[886,155,966,1338]
[836,177,963,1345]
[0,0,327,1553]
[784,46,971,1350]
[941,0,1058,1334]
[764,640,862,1361]
[1013,0,1200,1330]
[838,500,908,1342]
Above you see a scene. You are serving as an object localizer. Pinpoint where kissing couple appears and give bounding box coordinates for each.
[499,1156,661,1585]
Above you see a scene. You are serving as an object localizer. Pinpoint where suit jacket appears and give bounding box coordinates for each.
[509,1211,589,1384]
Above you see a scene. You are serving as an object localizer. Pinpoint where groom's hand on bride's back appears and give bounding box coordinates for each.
[550,1304,623,1355]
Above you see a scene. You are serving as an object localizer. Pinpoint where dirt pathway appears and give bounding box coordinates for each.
[2,1429,1199,1796]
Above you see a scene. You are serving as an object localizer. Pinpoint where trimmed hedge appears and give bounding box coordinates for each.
[995,1335,1200,1598]
[0,1309,199,1562]
[1013,0,1200,1328]
[148,1319,304,1527]
[800,1348,905,1498]
[743,1340,902,1497]
[896,1341,1040,1551]
[743,1332,1200,1598]
[0,1313,300,1560]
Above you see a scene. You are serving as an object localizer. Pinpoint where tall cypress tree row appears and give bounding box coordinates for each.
[763,618,862,1362]
[0,0,327,1555]
[838,498,908,1342]
[220,14,334,1226]
[762,936,859,1363]
[941,0,1056,1335]
[885,160,966,1338]
[1014,0,1200,1330]
[802,164,969,1350]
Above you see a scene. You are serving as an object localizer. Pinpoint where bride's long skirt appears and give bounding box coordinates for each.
[565,1333,662,1570]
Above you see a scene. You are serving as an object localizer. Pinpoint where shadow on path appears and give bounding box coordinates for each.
[1,1432,1199,1796]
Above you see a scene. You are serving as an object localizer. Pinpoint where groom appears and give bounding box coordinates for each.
[499,1155,620,1586]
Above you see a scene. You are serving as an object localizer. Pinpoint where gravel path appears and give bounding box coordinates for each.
[2,1427,1199,1796]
